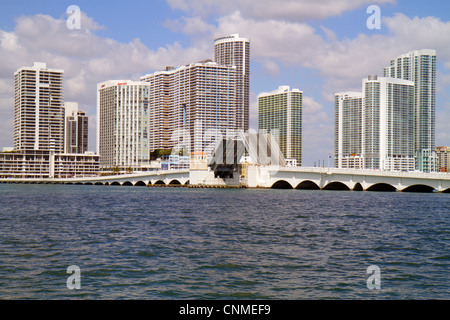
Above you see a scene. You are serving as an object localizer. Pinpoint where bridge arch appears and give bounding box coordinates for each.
[94,182,104,186]
[122,181,133,186]
[322,181,350,191]
[295,180,320,190]
[366,183,397,192]
[353,182,363,191]
[271,180,293,189]
[110,181,120,186]
[134,181,147,186]
[401,184,435,193]
[169,179,181,185]
[154,180,166,186]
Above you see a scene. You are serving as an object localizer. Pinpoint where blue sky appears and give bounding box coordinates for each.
[1,0,450,166]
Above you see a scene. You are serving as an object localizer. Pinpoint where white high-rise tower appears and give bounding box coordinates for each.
[14,62,65,153]
[214,34,250,132]
[335,75,415,172]
[384,49,437,172]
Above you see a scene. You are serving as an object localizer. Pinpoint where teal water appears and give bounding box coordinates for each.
[0,184,448,299]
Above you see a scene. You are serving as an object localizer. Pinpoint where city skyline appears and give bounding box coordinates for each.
[1,1,450,166]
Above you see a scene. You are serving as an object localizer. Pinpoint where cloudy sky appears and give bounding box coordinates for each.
[1,0,450,165]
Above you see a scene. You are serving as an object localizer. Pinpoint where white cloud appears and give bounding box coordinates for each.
[303,96,331,124]
[164,16,215,35]
[167,0,396,21]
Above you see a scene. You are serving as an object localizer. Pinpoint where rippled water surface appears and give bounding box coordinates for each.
[0,184,448,299]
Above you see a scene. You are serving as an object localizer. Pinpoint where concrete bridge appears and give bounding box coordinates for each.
[247,166,450,193]
[3,166,450,193]
[0,169,190,187]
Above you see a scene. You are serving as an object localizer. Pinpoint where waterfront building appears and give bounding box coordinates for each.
[214,34,250,132]
[0,150,99,179]
[14,62,65,153]
[334,76,415,172]
[1,62,100,178]
[140,61,237,157]
[363,75,415,171]
[258,86,302,165]
[97,80,152,170]
[334,92,364,169]
[97,35,249,170]
[436,146,450,173]
[161,155,190,171]
[384,49,437,172]
[65,102,88,154]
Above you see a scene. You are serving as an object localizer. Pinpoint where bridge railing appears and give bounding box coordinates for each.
[270,166,450,180]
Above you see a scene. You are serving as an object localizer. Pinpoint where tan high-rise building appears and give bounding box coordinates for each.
[14,62,65,153]
[214,34,250,132]
[141,61,237,156]
[65,102,88,154]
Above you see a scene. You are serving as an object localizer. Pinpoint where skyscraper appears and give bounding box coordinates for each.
[334,76,415,172]
[97,35,247,169]
[384,49,437,172]
[3,62,99,178]
[14,62,65,153]
[141,61,237,156]
[97,80,152,169]
[334,91,364,169]
[214,34,250,132]
[363,75,415,171]
[65,102,88,154]
[258,86,302,164]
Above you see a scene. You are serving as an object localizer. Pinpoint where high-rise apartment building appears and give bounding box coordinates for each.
[384,49,437,172]
[14,62,65,153]
[334,92,364,169]
[214,34,250,132]
[140,61,237,156]
[97,35,248,169]
[97,80,152,169]
[335,76,415,172]
[258,86,302,164]
[2,62,99,178]
[363,75,415,171]
[65,102,88,154]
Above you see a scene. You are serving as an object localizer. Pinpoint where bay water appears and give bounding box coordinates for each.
[0,184,448,299]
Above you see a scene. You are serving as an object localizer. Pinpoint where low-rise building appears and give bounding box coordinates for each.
[0,150,100,179]
[436,146,450,173]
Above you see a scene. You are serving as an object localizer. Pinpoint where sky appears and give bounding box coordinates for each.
[1,0,450,166]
